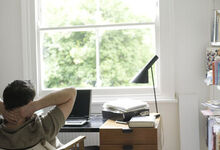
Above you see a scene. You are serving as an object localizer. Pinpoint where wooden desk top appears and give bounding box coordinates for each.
[100,119,130,129]
[100,115,160,129]
[61,114,160,132]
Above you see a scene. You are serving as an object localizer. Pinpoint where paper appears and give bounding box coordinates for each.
[103,99,149,112]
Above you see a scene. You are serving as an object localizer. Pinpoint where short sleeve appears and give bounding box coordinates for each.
[40,107,65,142]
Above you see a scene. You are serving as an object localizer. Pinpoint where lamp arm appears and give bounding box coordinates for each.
[150,66,158,113]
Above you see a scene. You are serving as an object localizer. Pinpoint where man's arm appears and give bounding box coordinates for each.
[0,87,76,123]
[30,87,77,120]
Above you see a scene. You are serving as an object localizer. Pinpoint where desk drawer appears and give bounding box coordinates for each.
[100,145,157,150]
[100,128,157,145]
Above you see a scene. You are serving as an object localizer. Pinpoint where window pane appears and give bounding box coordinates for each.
[41,26,156,89]
[41,31,96,88]
[40,0,157,27]
[99,26,156,87]
[100,0,157,24]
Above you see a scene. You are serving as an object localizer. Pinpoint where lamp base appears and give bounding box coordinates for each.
[154,113,160,118]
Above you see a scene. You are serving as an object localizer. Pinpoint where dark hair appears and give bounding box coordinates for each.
[3,80,36,110]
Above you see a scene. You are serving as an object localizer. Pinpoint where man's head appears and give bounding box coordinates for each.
[3,80,35,110]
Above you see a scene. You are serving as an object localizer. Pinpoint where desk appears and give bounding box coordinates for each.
[100,117,161,150]
[60,115,161,150]
[60,114,106,132]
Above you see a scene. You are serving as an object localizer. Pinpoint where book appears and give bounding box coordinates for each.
[201,100,220,116]
[218,62,220,85]
[103,99,149,112]
[216,131,220,150]
[213,124,220,150]
[102,107,149,121]
[128,115,155,128]
[202,100,220,110]
[208,60,220,85]
[216,61,218,85]
[202,109,220,116]
[208,117,216,150]
[213,62,216,84]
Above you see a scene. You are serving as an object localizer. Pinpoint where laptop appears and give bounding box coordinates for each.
[65,89,91,126]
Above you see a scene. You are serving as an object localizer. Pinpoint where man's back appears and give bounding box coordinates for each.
[0,107,65,149]
[0,80,76,149]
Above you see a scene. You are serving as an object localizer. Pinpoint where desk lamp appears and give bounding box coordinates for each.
[131,55,159,113]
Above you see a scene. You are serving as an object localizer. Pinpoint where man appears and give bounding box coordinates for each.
[0,80,76,149]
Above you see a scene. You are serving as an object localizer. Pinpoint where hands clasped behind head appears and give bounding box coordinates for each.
[3,101,34,125]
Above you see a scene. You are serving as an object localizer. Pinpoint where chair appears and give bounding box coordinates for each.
[24,136,86,150]
[30,135,99,150]
[57,136,99,150]
[0,135,99,150]
[58,136,86,150]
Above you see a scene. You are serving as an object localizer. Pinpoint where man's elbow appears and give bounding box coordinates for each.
[67,87,77,99]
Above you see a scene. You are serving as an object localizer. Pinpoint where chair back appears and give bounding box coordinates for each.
[27,141,56,150]
[26,141,53,150]
[0,136,86,150]
[0,141,56,150]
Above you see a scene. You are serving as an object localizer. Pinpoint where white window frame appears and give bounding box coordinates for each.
[21,0,175,102]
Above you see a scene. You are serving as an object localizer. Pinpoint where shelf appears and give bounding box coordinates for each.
[210,42,220,47]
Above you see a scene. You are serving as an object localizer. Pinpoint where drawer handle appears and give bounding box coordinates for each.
[123,145,133,150]
[122,128,133,133]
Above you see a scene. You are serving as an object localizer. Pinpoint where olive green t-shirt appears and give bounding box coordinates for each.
[0,107,65,149]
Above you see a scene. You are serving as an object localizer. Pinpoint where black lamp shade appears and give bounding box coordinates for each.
[131,66,149,83]
[131,55,158,84]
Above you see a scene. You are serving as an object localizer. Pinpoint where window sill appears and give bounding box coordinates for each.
[92,93,177,103]
[37,87,175,103]
[90,96,177,114]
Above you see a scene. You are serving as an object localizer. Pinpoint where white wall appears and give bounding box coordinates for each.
[0,0,23,94]
[0,0,215,150]
[173,0,211,150]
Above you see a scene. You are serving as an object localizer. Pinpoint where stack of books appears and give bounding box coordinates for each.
[102,99,149,121]
[205,47,220,85]
[202,100,220,116]
[201,100,220,150]
[207,116,220,150]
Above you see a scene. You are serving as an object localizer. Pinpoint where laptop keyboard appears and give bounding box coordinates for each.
[65,119,87,125]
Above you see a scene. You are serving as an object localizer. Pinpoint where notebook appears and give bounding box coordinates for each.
[128,115,155,127]
[65,89,91,126]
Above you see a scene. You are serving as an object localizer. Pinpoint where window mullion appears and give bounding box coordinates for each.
[95,29,101,87]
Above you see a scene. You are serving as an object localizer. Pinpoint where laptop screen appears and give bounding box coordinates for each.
[68,89,91,119]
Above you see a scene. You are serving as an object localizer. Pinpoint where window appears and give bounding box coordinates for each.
[21,0,175,100]
[38,0,157,88]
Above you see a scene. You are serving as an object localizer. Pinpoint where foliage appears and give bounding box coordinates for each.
[42,0,155,88]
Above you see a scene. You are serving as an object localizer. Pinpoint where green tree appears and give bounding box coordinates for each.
[42,0,154,88]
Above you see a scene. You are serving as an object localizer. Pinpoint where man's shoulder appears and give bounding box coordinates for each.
[40,107,65,123]
[37,107,65,146]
